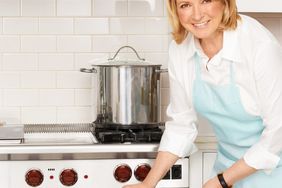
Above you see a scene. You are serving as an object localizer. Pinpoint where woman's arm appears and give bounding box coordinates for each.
[142,151,179,187]
[203,158,256,188]
[243,41,282,171]
[122,151,179,188]
[222,159,256,186]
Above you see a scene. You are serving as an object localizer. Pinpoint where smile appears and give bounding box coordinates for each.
[193,21,209,28]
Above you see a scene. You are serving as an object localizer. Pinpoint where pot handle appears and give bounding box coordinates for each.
[155,69,168,73]
[108,46,146,61]
[80,68,97,73]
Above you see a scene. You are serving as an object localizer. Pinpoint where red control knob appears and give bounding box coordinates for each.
[25,169,44,187]
[59,169,78,186]
[114,164,132,183]
[134,164,151,181]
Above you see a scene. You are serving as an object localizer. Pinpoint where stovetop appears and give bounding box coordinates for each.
[20,123,164,145]
[0,123,165,161]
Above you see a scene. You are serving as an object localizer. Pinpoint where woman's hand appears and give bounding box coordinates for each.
[203,176,222,188]
[122,182,154,188]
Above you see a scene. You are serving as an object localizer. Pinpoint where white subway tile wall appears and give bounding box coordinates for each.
[57,36,92,52]
[21,36,57,52]
[39,18,73,34]
[3,53,37,70]
[38,53,74,70]
[110,17,145,34]
[57,106,92,123]
[0,18,2,34]
[3,18,38,34]
[75,89,92,106]
[92,35,128,52]
[3,89,39,106]
[22,0,56,16]
[93,0,128,16]
[57,0,92,16]
[0,89,2,107]
[0,72,20,88]
[0,0,281,124]
[20,71,56,88]
[0,0,20,16]
[0,36,20,52]
[128,0,164,16]
[74,53,109,69]
[0,108,21,124]
[74,18,109,34]
[0,53,2,70]
[21,107,57,123]
[57,71,91,89]
[39,89,74,106]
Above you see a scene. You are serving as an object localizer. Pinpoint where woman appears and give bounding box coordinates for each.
[124,0,282,187]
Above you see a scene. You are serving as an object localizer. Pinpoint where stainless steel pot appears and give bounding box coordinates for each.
[81,46,167,125]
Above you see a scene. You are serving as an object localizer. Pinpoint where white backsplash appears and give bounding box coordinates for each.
[0,0,281,126]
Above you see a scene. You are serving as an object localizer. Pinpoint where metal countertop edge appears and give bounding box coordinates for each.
[0,136,217,154]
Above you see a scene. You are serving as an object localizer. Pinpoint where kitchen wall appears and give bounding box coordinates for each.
[0,0,281,124]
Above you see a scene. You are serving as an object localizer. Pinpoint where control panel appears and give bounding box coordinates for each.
[0,158,189,188]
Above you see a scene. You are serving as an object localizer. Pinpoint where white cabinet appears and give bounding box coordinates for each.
[202,152,217,183]
[189,150,217,188]
[237,0,282,13]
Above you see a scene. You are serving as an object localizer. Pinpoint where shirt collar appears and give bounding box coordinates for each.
[221,27,243,63]
[181,33,198,62]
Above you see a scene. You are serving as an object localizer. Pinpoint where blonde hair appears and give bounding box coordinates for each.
[167,0,241,44]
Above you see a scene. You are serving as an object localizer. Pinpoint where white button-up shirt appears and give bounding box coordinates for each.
[159,15,282,171]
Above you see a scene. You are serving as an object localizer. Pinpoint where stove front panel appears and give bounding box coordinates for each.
[0,158,189,188]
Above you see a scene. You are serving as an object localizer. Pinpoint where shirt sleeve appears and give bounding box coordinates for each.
[243,41,282,171]
[158,43,198,157]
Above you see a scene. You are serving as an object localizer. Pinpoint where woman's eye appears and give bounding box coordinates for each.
[202,0,212,3]
[179,3,191,8]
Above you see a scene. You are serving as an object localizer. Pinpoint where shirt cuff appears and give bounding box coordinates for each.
[158,128,198,157]
[244,144,280,172]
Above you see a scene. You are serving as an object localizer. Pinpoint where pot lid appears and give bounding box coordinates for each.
[91,46,162,67]
[92,60,162,67]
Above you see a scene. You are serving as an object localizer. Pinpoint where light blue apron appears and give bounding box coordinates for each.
[192,54,282,187]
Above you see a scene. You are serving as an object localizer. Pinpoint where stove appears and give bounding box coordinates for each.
[0,123,189,188]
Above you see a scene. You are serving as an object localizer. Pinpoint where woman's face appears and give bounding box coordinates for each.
[176,0,225,40]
